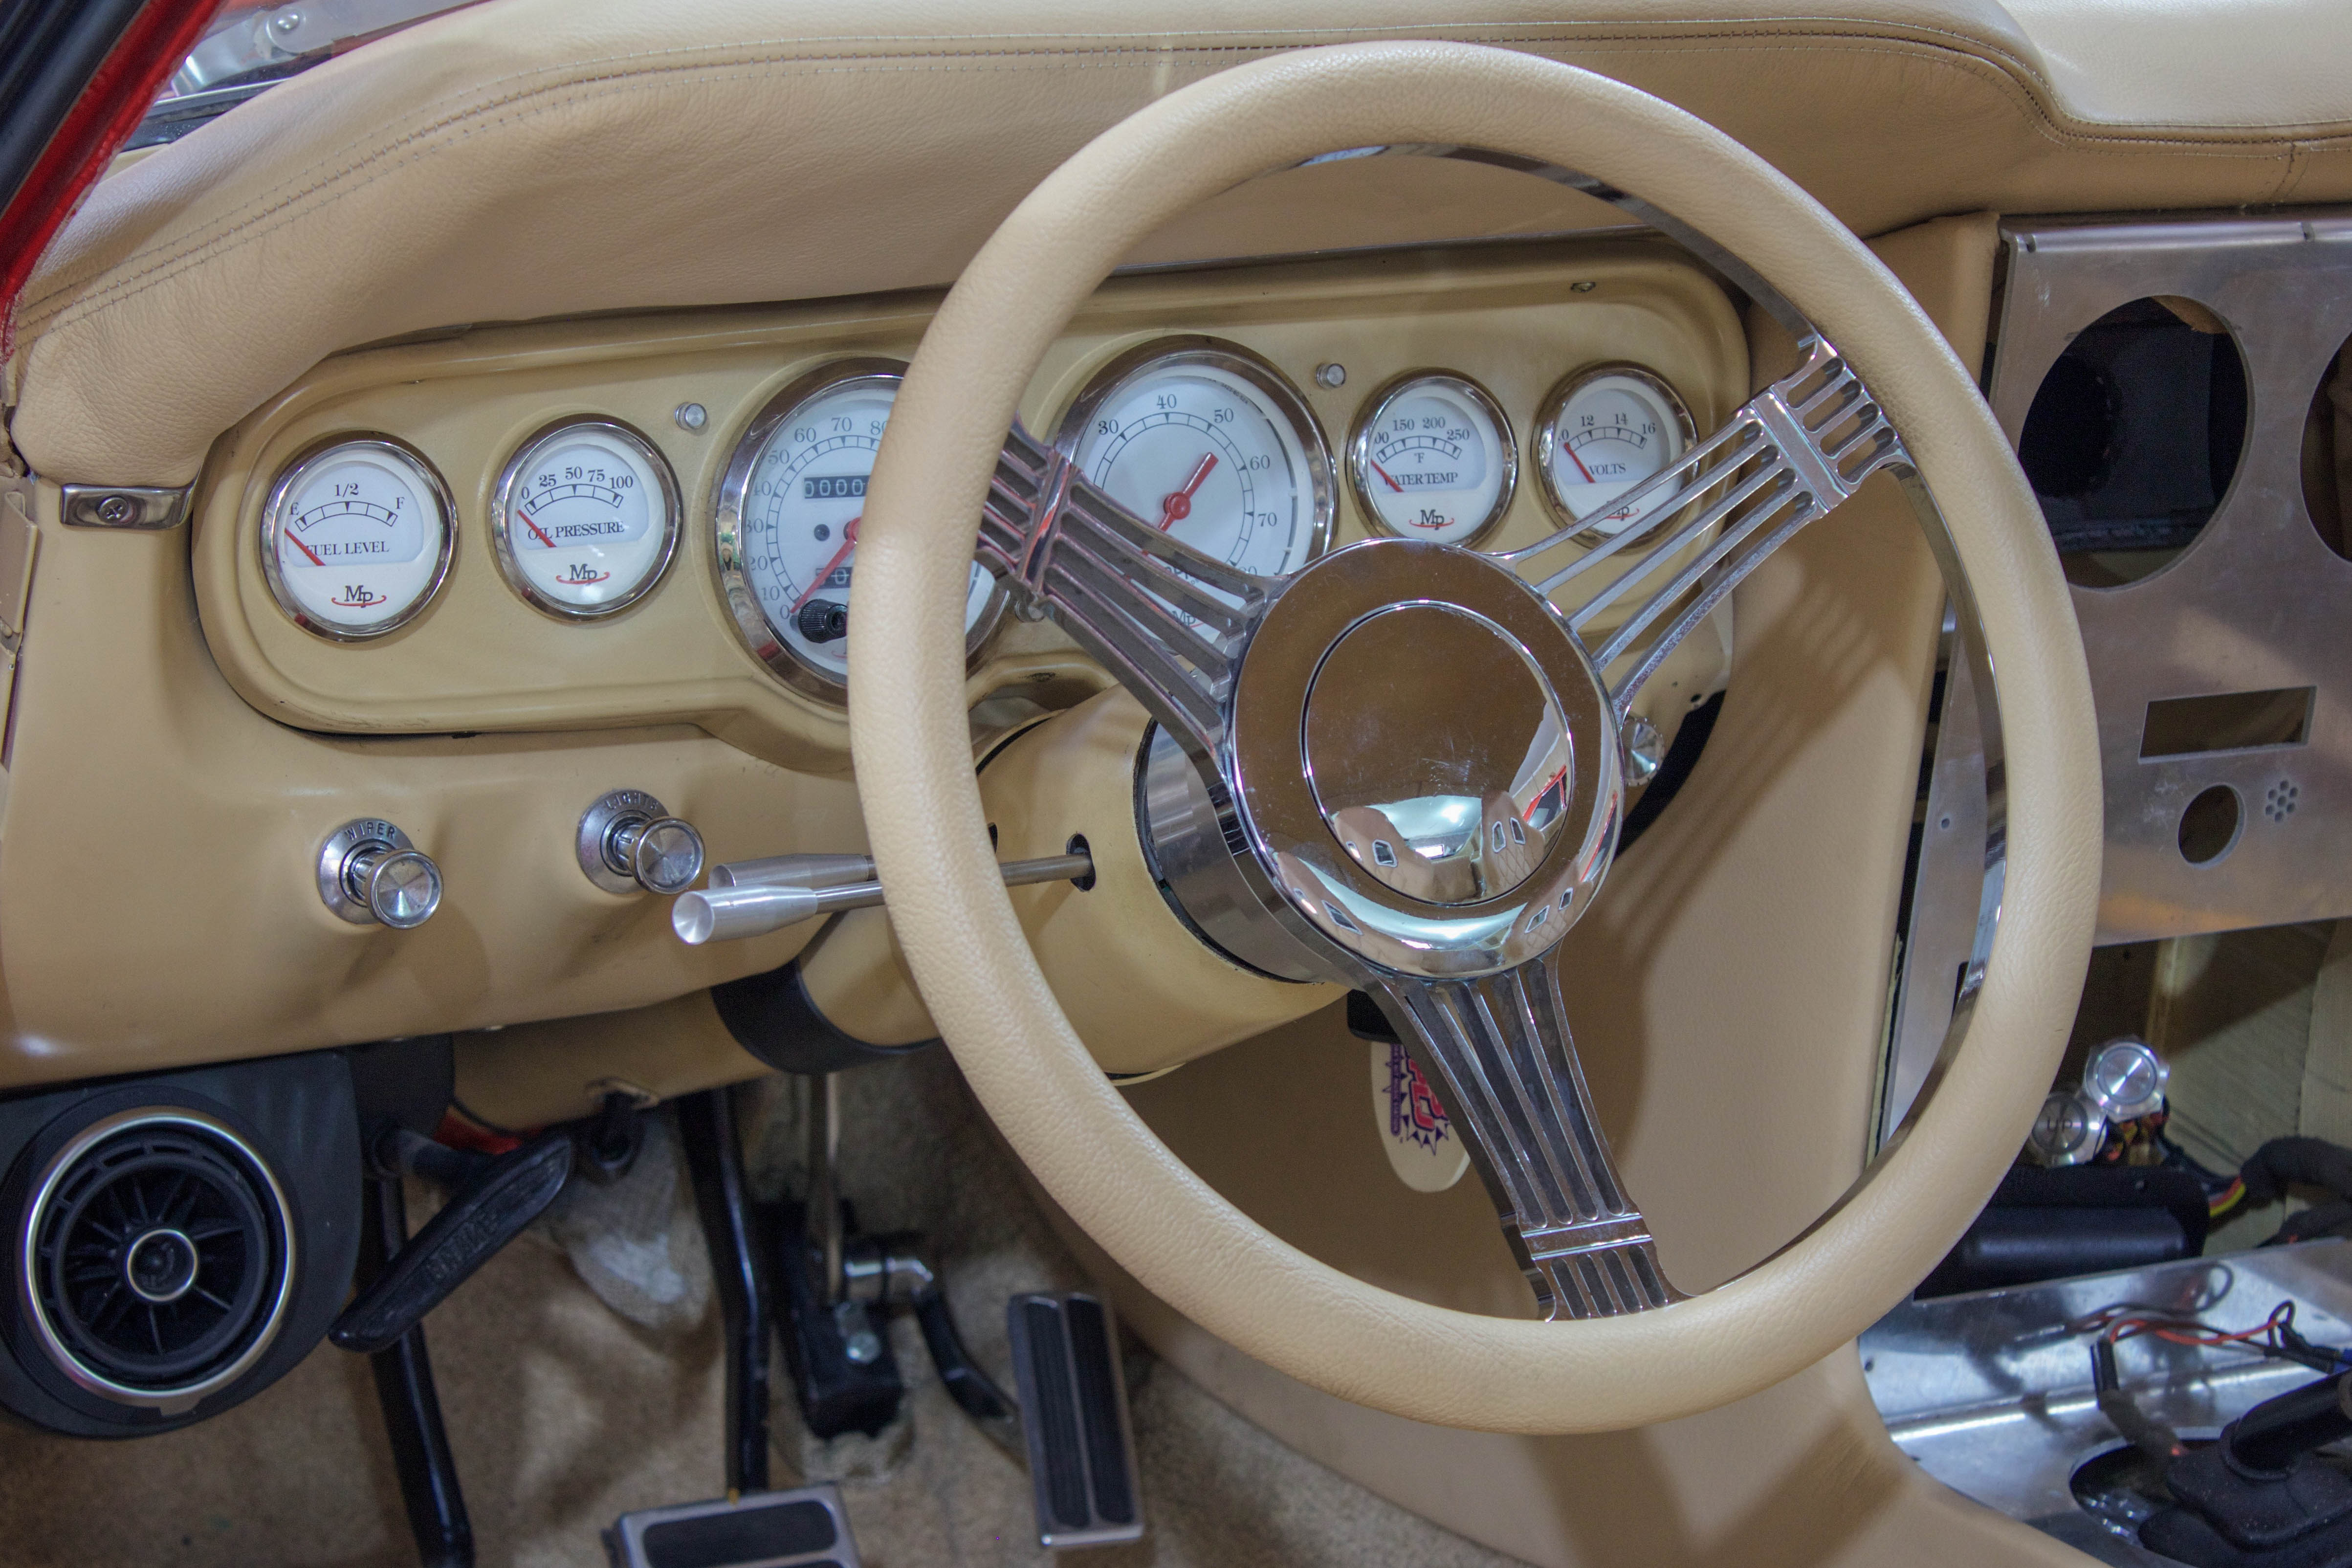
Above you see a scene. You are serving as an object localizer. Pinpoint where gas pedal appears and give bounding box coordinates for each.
[1007,1291,1145,1548]
[605,1485,859,1568]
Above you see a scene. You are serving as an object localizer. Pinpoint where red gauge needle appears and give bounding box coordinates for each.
[1157,454,1218,530]
[288,534,325,567]
[1561,442,1597,484]
[517,508,557,550]
[1369,459,1404,494]
[791,515,859,614]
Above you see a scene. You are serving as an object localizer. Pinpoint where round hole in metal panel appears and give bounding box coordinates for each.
[2178,784,2243,866]
[2303,337,2352,559]
[2020,297,2247,590]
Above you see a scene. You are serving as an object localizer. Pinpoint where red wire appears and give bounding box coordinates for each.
[0,0,225,345]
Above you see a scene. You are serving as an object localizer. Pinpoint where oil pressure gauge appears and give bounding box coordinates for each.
[1347,371,1516,548]
[491,419,680,619]
[261,436,455,640]
[1534,364,1698,540]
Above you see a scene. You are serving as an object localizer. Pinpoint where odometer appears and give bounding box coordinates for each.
[714,360,1000,700]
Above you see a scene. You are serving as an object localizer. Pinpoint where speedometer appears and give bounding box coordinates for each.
[714,360,1001,700]
[1056,338,1333,578]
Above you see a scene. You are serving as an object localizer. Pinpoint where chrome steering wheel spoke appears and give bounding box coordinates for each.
[982,422,1281,754]
[1502,336,1905,716]
[1376,960,1674,1319]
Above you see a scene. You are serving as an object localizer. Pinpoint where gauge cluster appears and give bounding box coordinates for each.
[199,240,1742,750]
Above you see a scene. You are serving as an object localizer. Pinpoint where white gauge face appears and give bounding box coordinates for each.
[494,421,679,618]
[1349,373,1516,547]
[1064,344,1331,577]
[1539,369,1694,538]
[724,368,996,691]
[262,439,453,640]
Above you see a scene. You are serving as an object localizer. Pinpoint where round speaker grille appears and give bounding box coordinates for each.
[20,1111,295,1409]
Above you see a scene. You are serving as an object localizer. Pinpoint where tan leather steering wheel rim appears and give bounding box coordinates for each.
[850,40,2099,1435]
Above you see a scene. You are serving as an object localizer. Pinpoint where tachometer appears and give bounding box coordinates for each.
[260,435,455,640]
[1346,371,1517,547]
[715,360,1000,700]
[1533,364,1697,540]
[1056,337,1333,578]
[491,419,680,619]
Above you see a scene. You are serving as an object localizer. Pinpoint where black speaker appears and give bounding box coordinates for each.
[0,1050,362,1437]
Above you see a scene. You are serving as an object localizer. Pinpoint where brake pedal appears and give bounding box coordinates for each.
[605,1485,859,1568]
[1007,1292,1145,1547]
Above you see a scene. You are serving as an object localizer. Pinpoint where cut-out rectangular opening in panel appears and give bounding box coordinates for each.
[2140,686,2314,760]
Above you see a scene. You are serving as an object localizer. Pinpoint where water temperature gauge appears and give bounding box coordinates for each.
[491,419,680,619]
[1346,371,1517,547]
[1534,364,1698,540]
[261,436,455,640]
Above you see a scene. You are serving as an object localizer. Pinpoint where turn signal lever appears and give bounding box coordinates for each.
[672,845,1093,946]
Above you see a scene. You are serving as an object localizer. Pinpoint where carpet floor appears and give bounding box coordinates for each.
[0,1046,1521,1568]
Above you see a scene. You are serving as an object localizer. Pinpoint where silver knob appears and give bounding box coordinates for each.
[318,819,442,928]
[577,789,704,895]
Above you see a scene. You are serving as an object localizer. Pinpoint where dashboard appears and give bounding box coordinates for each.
[195,237,1742,764]
[0,234,1747,1097]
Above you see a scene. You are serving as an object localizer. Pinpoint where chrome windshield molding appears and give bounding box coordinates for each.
[1501,336,1906,715]
[982,421,1277,753]
[1375,962,1675,1320]
[61,483,191,531]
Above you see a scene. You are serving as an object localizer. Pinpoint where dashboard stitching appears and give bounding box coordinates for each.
[17,30,2318,345]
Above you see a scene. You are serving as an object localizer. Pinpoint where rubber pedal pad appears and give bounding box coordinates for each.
[1007,1291,1146,1547]
[604,1484,859,1568]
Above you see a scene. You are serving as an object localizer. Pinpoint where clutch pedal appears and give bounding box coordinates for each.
[605,1485,859,1568]
[1007,1292,1145,1548]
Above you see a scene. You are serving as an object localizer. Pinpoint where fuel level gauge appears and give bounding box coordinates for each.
[1347,372,1516,548]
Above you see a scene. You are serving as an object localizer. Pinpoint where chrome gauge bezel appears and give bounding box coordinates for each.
[489,417,682,622]
[713,358,1006,706]
[1345,369,1518,550]
[1051,335,1336,574]
[258,433,457,643]
[1530,362,1700,545]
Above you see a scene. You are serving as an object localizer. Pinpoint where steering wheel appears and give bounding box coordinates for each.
[849,40,2097,1435]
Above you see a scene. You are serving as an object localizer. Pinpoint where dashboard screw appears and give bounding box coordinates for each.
[673,402,708,432]
[94,494,136,525]
[1314,363,1346,390]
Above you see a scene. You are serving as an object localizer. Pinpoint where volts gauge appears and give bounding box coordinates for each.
[715,359,1001,700]
[260,436,455,640]
[1534,365,1698,540]
[491,420,680,619]
[1057,337,1333,579]
[1347,371,1516,547]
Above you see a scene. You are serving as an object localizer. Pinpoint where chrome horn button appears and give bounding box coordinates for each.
[1226,538,1623,981]
[1303,603,1571,905]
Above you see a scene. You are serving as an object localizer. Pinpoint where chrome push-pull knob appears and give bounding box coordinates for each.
[319,819,443,929]
[578,789,705,896]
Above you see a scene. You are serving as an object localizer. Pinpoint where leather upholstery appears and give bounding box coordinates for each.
[11,0,2352,487]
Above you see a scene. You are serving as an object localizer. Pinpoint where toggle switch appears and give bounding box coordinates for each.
[318,819,443,929]
[577,789,705,896]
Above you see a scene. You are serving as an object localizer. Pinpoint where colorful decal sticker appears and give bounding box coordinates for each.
[1371,1039,1469,1193]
